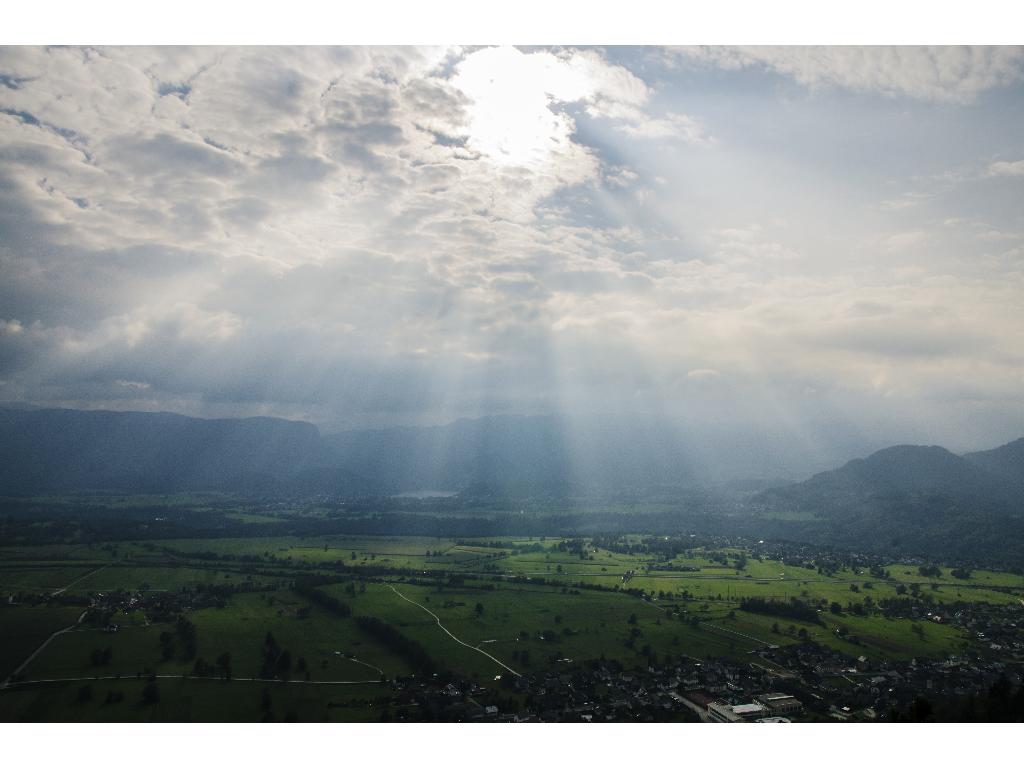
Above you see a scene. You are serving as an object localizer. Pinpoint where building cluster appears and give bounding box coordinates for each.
[383,630,1022,722]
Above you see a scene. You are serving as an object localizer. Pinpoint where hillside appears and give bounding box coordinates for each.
[758,444,1019,513]
[0,408,324,495]
[753,441,1024,563]
[964,437,1024,486]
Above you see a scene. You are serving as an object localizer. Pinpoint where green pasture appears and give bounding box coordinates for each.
[20,589,411,684]
[0,604,86,680]
[0,676,388,722]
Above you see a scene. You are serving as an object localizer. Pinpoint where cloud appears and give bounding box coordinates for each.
[613,111,712,144]
[987,159,1024,176]
[686,368,721,380]
[670,46,1024,103]
[0,45,1022,445]
[880,230,930,253]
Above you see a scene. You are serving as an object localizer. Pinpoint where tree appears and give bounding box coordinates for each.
[276,650,292,678]
[909,696,933,721]
[176,616,197,660]
[474,602,484,617]
[141,678,160,706]
[216,651,232,680]
[159,631,175,661]
[830,602,843,615]
[627,613,637,625]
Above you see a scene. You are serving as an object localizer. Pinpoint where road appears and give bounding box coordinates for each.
[51,564,111,596]
[701,622,773,647]
[385,584,521,677]
[1,610,88,689]
[344,656,384,677]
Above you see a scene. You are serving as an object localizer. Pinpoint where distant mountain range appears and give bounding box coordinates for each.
[3,405,1024,563]
[0,406,876,498]
[0,408,323,495]
[1,406,1022,514]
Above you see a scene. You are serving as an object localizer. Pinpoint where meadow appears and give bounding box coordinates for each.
[2,529,1021,720]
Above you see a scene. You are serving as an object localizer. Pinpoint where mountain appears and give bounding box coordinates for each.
[757,444,1020,513]
[0,407,879,498]
[321,413,882,497]
[322,414,711,498]
[0,408,324,495]
[964,438,1024,486]
[753,440,1024,564]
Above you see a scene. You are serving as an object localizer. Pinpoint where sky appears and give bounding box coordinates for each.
[1,45,1023,448]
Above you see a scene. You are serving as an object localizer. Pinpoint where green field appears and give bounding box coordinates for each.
[2,531,1020,721]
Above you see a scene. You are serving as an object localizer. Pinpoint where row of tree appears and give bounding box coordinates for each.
[738,596,823,625]
[354,616,435,677]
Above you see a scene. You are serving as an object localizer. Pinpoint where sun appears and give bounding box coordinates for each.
[452,46,593,169]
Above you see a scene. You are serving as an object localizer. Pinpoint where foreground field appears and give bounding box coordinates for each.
[2,530,1022,721]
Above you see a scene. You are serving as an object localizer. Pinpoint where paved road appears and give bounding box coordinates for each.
[385,584,521,677]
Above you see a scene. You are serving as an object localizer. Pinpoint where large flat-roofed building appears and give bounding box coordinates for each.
[707,701,768,723]
[757,692,803,716]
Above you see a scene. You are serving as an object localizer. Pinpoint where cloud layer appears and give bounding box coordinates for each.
[1,45,1023,448]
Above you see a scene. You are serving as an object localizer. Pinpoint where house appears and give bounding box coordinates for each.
[707,700,767,723]
[756,692,803,716]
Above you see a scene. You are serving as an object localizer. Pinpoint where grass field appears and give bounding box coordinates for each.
[2,531,1021,721]
[22,589,410,683]
[0,604,86,680]
[0,677,389,722]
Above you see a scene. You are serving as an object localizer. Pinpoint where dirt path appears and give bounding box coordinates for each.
[1,610,88,689]
[385,584,520,677]
[346,656,383,676]
[702,622,772,647]
[51,564,111,596]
